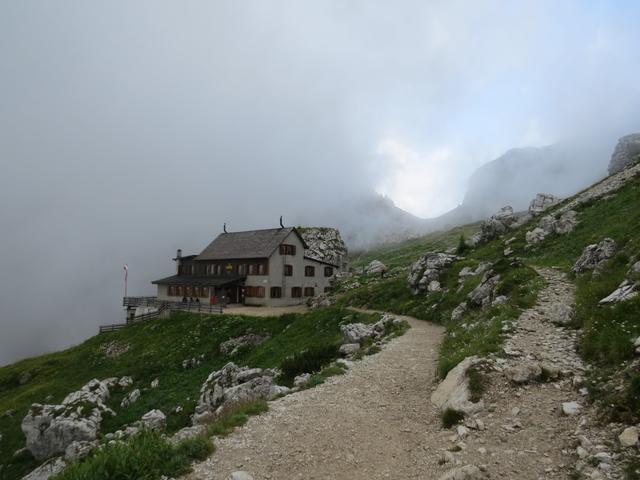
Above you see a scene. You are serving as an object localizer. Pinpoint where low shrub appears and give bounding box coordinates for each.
[279,344,340,383]
[441,408,465,428]
[52,429,212,480]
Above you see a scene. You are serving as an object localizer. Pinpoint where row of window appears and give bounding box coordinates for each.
[245,286,317,298]
[167,285,209,298]
[284,265,333,277]
[179,262,268,276]
[179,262,334,278]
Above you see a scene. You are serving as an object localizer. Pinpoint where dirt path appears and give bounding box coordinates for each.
[187,268,620,480]
[444,267,621,479]
[186,313,447,480]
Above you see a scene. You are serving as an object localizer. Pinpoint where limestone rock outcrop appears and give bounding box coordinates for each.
[299,227,348,267]
[608,133,640,175]
[21,379,115,461]
[193,363,286,425]
[525,210,578,246]
[572,238,617,274]
[467,274,501,308]
[599,280,637,304]
[408,252,458,295]
[529,193,561,215]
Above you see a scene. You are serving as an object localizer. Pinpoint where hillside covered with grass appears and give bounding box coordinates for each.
[0,307,381,479]
[336,170,640,428]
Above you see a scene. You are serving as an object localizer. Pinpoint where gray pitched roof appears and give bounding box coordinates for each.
[195,227,307,261]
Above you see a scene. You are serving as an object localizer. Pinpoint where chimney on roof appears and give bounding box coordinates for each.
[176,249,182,259]
[279,216,284,228]
[223,223,228,233]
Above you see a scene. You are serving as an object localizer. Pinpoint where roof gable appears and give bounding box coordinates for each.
[195,227,307,261]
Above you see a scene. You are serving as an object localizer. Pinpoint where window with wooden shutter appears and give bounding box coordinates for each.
[270,286,282,298]
[291,287,302,298]
[279,244,296,255]
[324,266,333,277]
[284,264,293,276]
[305,265,315,277]
[304,287,315,297]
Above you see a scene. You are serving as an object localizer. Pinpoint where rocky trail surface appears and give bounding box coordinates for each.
[186,269,621,480]
[441,267,623,479]
[186,314,446,480]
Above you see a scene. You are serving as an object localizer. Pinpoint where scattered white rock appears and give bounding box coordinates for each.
[505,362,542,384]
[219,334,269,356]
[120,389,141,408]
[618,426,638,447]
[438,464,483,480]
[548,303,574,325]
[140,409,166,431]
[228,472,254,480]
[599,280,637,304]
[561,401,581,416]
[151,378,160,388]
[118,376,133,388]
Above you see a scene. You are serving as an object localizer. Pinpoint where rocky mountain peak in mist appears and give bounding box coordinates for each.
[608,133,640,175]
[459,143,606,219]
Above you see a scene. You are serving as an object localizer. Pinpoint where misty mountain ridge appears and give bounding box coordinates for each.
[335,141,613,249]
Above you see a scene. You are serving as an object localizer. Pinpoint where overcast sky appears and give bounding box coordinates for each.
[1,0,639,365]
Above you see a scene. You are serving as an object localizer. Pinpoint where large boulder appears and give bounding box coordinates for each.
[572,238,617,274]
[548,303,574,325]
[529,193,561,215]
[478,206,519,243]
[431,356,484,415]
[192,363,283,425]
[21,379,114,461]
[608,133,640,175]
[525,210,578,246]
[365,260,387,275]
[408,252,458,295]
[341,323,376,344]
[140,409,166,431]
[599,280,638,304]
[467,274,501,308]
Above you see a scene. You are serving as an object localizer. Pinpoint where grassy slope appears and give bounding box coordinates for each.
[0,307,378,480]
[338,172,640,423]
[349,222,481,271]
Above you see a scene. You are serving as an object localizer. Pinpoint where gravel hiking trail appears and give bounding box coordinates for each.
[187,269,615,479]
[185,313,446,480]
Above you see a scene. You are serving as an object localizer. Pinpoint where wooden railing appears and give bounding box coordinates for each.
[123,296,158,307]
[100,300,223,333]
[99,323,127,333]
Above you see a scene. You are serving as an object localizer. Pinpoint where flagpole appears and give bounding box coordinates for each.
[124,264,128,299]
